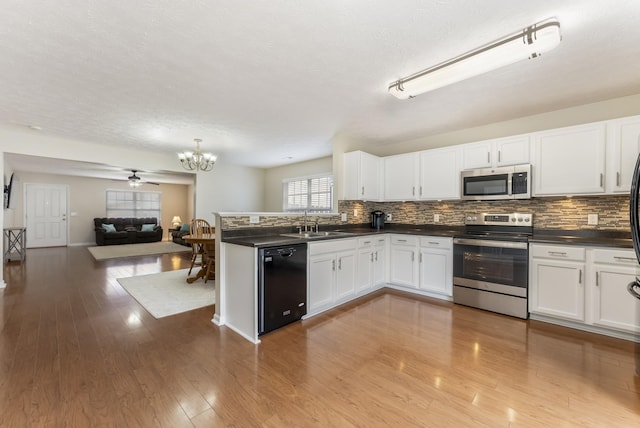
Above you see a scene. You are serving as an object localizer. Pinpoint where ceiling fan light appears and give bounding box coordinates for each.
[388,18,561,99]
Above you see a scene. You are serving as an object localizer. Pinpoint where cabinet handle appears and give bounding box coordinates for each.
[412,186,415,196]
[613,256,636,262]
[397,239,407,242]
[361,186,364,196]
[419,253,422,263]
[363,240,371,244]
[600,173,603,187]
[617,172,621,187]
[420,186,423,196]
[375,251,378,261]
[412,252,415,262]
[371,253,374,262]
[579,269,582,284]
[428,241,439,245]
[487,152,490,163]
[338,258,342,270]
[596,272,599,286]
[548,251,567,257]
[498,150,501,162]
[332,260,336,271]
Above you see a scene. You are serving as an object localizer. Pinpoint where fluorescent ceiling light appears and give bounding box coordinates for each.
[388,18,561,99]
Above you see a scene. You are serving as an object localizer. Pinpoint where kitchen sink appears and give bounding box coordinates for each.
[280,231,354,239]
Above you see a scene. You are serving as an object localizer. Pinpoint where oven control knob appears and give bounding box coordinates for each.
[511,218,516,222]
[517,217,523,222]
[524,217,530,222]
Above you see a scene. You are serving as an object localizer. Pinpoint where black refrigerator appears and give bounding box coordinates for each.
[627,153,640,375]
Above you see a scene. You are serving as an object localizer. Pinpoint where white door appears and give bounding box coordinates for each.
[25,183,68,248]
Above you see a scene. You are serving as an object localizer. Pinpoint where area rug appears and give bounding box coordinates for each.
[88,241,190,260]
[116,269,215,318]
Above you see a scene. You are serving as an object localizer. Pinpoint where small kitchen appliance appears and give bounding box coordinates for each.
[371,211,385,230]
[461,164,531,201]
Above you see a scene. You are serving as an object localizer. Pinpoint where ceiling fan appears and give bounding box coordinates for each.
[119,170,160,187]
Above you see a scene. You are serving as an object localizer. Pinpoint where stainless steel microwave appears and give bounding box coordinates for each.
[460,164,531,200]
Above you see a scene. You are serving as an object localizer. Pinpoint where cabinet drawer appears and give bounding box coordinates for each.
[309,238,357,256]
[591,248,638,266]
[419,236,452,249]
[358,237,376,247]
[391,235,418,246]
[531,244,585,261]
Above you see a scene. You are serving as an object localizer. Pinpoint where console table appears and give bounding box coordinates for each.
[3,227,26,262]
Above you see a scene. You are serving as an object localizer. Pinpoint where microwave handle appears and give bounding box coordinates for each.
[507,174,513,196]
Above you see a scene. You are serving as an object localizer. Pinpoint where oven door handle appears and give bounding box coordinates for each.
[453,238,528,250]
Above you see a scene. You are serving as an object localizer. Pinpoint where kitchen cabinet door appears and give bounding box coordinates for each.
[343,151,381,200]
[461,141,493,169]
[606,115,640,193]
[419,246,452,297]
[335,250,356,301]
[592,264,640,333]
[494,135,530,166]
[530,258,585,322]
[356,247,374,293]
[383,153,418,201]
[389,235,419,288]
[418,147,460,200]
[308,254,335,313]
[532,122,606,196]
[372,237,387,286]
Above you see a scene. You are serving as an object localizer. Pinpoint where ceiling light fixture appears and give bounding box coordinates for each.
[128,170,142,188]
[178,138,217,172]
[388,18,561,99]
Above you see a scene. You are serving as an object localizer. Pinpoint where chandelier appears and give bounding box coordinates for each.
[178,138,217,172]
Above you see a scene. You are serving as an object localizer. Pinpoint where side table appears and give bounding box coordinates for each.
[4,227,26,262]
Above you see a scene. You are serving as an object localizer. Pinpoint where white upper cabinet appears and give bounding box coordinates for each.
[343,151,381,200]
[461,135,530,170]
[383,152,419,201]
[418,146,461,200]
[532,122,606,196]
[606,115,640,194]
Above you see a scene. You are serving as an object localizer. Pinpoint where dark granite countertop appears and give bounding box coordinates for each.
[221,224,633,249]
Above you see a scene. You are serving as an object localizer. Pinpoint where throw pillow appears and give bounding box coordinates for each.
[102,223,116,233]
[141,224,156,232]
[180,223,190,232]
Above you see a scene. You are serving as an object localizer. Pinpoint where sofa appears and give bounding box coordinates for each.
[94,217,163,246]
[171,223,192,246]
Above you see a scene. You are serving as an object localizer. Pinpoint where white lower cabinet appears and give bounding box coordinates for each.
[530,243,640,339]
[308,238,357,314]
[356,236,387,293]
[418,237,453,297]
[389,234,453,298]
[589,248,640,334]
[389,235,419,288]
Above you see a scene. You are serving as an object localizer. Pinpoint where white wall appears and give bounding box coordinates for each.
[0,151,5,288]
[195,163,266,224]
[263,156,333,212]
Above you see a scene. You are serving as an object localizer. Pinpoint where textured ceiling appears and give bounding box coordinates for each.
[1,0,640,171]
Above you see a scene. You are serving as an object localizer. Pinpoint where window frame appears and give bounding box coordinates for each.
[105,189,162,220]
[282,173,334,213]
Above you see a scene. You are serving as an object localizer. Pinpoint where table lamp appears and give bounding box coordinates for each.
[171,216,182,228]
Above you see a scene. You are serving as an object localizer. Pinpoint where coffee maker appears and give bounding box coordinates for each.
[371,211,385,230]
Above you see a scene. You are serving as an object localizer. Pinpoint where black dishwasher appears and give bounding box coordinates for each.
[258,244,307,335]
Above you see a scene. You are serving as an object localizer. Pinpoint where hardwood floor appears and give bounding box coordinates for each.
[1,245,639,427]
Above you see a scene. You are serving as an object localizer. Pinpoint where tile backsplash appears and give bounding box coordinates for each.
[339,195,630,231]
[219,195,630,231]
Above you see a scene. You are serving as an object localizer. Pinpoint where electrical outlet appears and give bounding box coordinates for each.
[249,215,260,224]
[341,213,347,221]
[434,214,440,223]
[587,214,598,225]
[353,209,358,217]
[386,213,392,221]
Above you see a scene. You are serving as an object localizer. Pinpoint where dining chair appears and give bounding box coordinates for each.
[188,218,211,275]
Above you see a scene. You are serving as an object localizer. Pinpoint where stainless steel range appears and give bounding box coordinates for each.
[453,213,532,319]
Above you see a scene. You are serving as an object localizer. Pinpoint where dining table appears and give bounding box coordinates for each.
[183,233,216,284]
